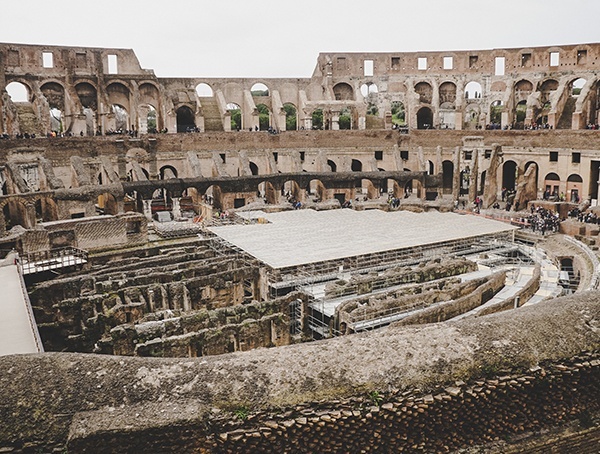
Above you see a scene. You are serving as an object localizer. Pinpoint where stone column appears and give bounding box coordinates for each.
[483,144,502,208]
[142,199,152,221]
[468,150,479,202]
[452,147,461,201]
[171,197,181,219]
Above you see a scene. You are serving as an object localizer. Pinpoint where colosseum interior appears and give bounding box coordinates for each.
[0,41,599,453]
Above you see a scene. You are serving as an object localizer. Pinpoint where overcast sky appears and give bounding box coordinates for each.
[3,0,600,78]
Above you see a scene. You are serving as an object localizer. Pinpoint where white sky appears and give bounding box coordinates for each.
[2,0,600,78]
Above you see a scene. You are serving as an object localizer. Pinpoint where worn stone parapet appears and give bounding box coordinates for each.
[0,291,598,452]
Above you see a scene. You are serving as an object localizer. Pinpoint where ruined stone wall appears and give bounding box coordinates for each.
[0,291,598,453]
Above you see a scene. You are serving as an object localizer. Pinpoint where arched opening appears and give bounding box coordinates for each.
[151,188,172,214]
[205,185,223,211]
[75,82,98,136]
[514,100,527,129]
[176,105,196,133]
[404,179,422,198]
[41,82,66,133]
[567,174,583,203]
[417,107,433,129]
[391,101,405,126]
[4,199,30,230]
[327,159,337,173]
[98,192,118,215]
[126,167,150,182]
[250,83,269,96]
[195,83,214,97]
[312,109,324,130]
[138,104,157,134]
[439,82,457,108]
[544,172,560,198]
[524,161,539,192]
[283,180,302,203]
[249,161,259,176]
[538,79,558,124]
[465,81,482,100]
[572,78,586,96]
[283,103,297,131]
[502,160,518,192]
[360,83,379,97]
[442,160,454,194]
[106,82,131,113]
[307,180,326,202]
[159,165,178,179]
[557,78,587,129]
[258,181,278,204]
[111,104,129,132]
[6,81,29,102]
[333,83,354,101]
[489,100,503,128]
[360,179,379,199]
[226,103,242,131]
[351,159,362,172]
[256,104,271,130]
[35,197,59,223]
[514,79,533,102]
[414,82,433,104]
[426,160,434,175]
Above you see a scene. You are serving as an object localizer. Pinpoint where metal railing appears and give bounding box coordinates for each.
[20,247,89,275]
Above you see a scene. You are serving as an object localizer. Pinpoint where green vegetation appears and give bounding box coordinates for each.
[391,101,406,126]
[257,104,270,130]
[368,390,383,407]
[283,103,297,130]
[234,405,250,421]
[230,108,241,130]
[312,109,323,129]
[339,108,351,130]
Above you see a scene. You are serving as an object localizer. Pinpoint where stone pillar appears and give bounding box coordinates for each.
[171,197,181,219]
[142,199,152,221]
[0,208,6,237]
[331,112,340,130]
[25,203,36,229]
[468,150,479,202]
[452,147,460,201]
[483,144,502,208]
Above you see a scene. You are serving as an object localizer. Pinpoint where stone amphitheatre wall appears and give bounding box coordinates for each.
[0,292,598,453]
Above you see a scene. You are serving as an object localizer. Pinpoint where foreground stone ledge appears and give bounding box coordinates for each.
[0,291,598,452]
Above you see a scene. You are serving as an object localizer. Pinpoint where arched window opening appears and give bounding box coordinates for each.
[111,104,129,132]
[351,159,362,172]
[195,83,213,97]
[417,107,433,129]
[414,82,433,104]
[249,161,259,176]
[250,83,269,96]
[442,160,454,194]
[6,81,29,102]
[327,160,337,172]
[227,103,242,131]
[176,105,195,133]
[572,78,586,96]
[333,83,354,101]
[465,81,482,100]
[502,160,518,191]
[360,83,378,97]
[490,100,503,128]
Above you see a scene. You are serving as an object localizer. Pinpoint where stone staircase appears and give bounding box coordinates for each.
[15,103,44,135]
[201,98,224,131]
[557,97,576,130]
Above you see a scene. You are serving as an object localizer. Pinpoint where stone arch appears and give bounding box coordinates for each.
[524,161,539,190]
[351,159,362,172]
[5,81,30,102]
[35,197,58,223]
[176,105,196,133]
[514,79,534,103]
[414,82,433,104]
[283,180,302,202]
[417,107,433,129]
[195,83,214,97]
[98,192,119,215]
[360,179,379,199]
[489,100,503,127]
[571,78,586,96]
[503,160,518,192]
[439,82,457,108]
[258,181,278,204]
[75,82,98,135]
[138,104,157,134]
[360,83,379,97]
[327,159,337,172]
[442,160,454,194]
[544,172,560,197]
[307,179,326,202]
[106,82,131,112]
[41,82,66,133]
[204,185,223,210]
[465,81,482,100]
[333,82,354,101]
[159,165,178,179]
[567,173,583,202]
[426,160,434,175]
[111,104,129,132]
[249,161,259,176]
[250,83,269,96]
[227,103,242,131]
[256,104,271,130]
